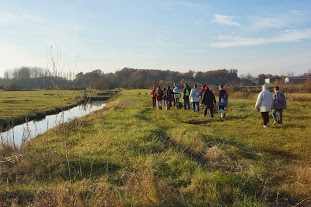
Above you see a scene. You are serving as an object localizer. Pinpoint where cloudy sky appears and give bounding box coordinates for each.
[1,0,311,77]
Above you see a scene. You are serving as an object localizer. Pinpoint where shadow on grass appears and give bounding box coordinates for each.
[152,129,210,167]
[277,123,308,129]
[206,135,299,161]
[182,120,210,125]
[133,108,151,121]
[151,129,302,206]
[182,114,256,125]
[0,189,34,207]
[203,135,304,206]
[65,159,121,181]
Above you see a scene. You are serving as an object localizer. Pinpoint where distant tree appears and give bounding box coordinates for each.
[3,70,10,79]
[92,73,115,89]
[239,73,255,86]
[17,66,31,79]
[258,74,267,85]
[3,83,19,90]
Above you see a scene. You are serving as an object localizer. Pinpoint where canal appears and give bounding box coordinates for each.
[0,101,106,147]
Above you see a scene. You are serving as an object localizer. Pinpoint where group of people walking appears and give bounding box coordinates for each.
[150,83,287,127]
[255,85,287,127]
[149,83,228,119]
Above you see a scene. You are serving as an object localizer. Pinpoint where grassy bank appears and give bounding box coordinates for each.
[0,89,111,131]
[0,89,310,206]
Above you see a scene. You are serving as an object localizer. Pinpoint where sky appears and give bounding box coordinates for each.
[1,0,311,78]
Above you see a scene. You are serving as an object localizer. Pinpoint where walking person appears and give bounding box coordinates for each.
[183,83,191,110]
[218,84,228,118]
[155,86,164,110]
[189,84,200,112]
[199,84,207,101]
[165,86,174,110]
[255,84,273,127]
[173,83,181,109]
[199,84,207,109]
[163,88,167,107]
[150,86,156,107]
[272,86,287,125]
[201,86,216,118]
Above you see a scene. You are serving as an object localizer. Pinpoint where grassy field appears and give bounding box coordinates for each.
[0,90,82,128]
[0,89,111,130]
[0,89,310,206]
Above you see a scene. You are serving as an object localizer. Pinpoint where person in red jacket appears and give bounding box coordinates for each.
[199,84,206,100]
[154,86,164,110]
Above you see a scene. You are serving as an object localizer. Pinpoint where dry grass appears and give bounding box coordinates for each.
[1,89,310,206]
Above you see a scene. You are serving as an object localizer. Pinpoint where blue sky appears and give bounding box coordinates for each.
[1,0,311,77]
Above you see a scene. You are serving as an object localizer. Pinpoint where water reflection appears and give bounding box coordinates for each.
[0,101,106,147]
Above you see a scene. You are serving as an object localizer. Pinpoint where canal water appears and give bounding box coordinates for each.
[0,101,106,147]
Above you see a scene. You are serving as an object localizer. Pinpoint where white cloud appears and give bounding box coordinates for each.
[255,17,288,29]
[290,10,303,16]
[278,29,311,41]
[211,14,240,26]
[210,29,311,48]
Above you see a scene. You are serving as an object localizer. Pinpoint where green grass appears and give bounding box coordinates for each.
[0,90,82,126]
[0,89,111,129]
[0,89,310,206]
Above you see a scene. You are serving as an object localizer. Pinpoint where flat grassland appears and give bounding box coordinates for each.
[0,90,82,128]
[0,89,310,206]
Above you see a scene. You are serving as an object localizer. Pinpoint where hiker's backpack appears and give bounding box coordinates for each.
[275,91,286,109]
[167,89,174,100]
[185,87,190,96]
[223,91,228,100]
[194,88,200,97]
[156,89,163,97]
[219,90,228,107]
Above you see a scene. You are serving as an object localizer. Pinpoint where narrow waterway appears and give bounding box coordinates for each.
[0,101,106,147]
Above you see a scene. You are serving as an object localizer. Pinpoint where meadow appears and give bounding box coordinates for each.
[0,89,310,206]
[0,90,83,130]
[0,89,111,131]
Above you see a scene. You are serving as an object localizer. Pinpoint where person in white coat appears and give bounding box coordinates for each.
[255,84,274,127]
[189,84,200,112]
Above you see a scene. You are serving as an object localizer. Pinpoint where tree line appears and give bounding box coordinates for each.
[1,66,309,91]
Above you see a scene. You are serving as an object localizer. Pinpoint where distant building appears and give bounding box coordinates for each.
[285,76,311,84]
[265,76,280,84]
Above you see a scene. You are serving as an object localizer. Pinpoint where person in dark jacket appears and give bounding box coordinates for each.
[201,86,216,118]
[165,86,174,110]
[272,86,287,125]
[149,86,156,107]
[218,84,228,118]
